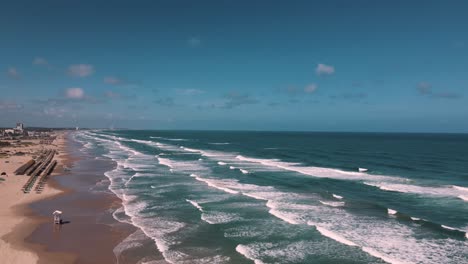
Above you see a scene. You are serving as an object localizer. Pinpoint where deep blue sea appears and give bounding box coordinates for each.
[73,130,468,264]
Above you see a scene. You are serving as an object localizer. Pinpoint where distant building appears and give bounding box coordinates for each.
[16,123,24,132]
[4,129,15,135]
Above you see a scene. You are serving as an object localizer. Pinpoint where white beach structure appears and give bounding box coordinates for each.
[53,210,63,224]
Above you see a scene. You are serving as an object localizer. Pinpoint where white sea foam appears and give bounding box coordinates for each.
[229,166,236,170]
[150,185,156,189]
[319,200,345,207]
[362,247,412,264]
[458,195,468,201]
[218,161,227,166]
[387,209,398,215]
[235,155,400,182]
[452,185,468,192]
[307,222,357,246]
[192,176,239,194]
[112,229,151,260]
[235,245,265,264]
[209,142,230,145]
[240,169,249,174]
[157,157,173,168]
[201,212,242,224]
[365,182,468,201]
[268,209,300,225]
[186,199,203,212]
[332,194,343,199]
[441,225,457,231]
[410,217,421,221]
[166,138,188,141]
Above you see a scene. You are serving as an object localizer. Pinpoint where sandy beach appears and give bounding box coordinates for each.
[0,132,74,263]
[1,131,137,264]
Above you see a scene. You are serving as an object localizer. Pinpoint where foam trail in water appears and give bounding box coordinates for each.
[240,169,249,174]
[190,174,239,194]
[332,194,343,199]
[307,222,357,246]
[235,155,403,183]
[364,182,468,202]
[186,199,203,212]
[319,200,345,207]
[218,161,227,166]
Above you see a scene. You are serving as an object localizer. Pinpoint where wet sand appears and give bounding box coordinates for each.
[26,134,137,264]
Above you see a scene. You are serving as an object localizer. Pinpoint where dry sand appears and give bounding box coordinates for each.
[0,132,69,263]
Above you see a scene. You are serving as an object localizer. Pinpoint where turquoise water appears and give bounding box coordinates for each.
[74,131,468,264]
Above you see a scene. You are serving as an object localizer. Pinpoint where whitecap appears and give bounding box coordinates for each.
[387,209,397,215]
[307,222,357,246]
[332,194,343,199]
[319,200,345,207]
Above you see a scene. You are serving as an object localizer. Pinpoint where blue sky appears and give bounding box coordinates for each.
[1,0,467,132]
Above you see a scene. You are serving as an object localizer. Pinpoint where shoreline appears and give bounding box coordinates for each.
[25,132,137,264]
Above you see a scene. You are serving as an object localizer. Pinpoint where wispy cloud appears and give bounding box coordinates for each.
[222,92,259,109]
[432,92,462,99]
[416,82,461,99]
[281,84,319,96]
[0,100,23,110]
[68,64,94,77]
[177,89,205,95]
[330,92,367,100]
[104,76,124,85]
[154,97,175,107]
[6,67,20,79]
[316,63,335,76]
[105,91,120,99]
[304,84,318,93]
[103,76,141,89]
[417,82,432,95]
[33,57,49,66]
[43,107,68,118]
[188,37,201,47]
[65,88,85,99]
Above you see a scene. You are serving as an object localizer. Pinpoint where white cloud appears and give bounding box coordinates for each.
[105,91,120,99]
[304,84,318,93]
[68,64,94,77]
[177,89,205,95]
[43,107,67,118]
[0,100,22,110]
[316,63,335,76]
[188,37,201,47]
[65,88,85,99]
[104,76,123,85]
[7,67,20,79]
[33,57,48,66]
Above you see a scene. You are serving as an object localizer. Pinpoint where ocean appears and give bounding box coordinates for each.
[73,130,468,264]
